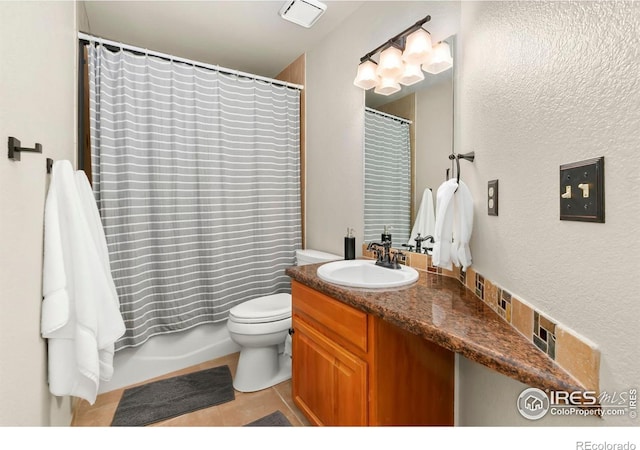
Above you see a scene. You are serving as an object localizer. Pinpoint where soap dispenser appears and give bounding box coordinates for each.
[344,228,356,260]
[381,225,392,244]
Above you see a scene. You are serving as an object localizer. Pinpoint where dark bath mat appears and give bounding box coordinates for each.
[111,365,235,426]
[244,410,292,427]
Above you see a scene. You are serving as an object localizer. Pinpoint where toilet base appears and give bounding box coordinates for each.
[233,346,291,393]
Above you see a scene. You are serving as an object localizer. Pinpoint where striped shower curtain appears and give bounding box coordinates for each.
[364,108,411,245]
[88,44,301,349]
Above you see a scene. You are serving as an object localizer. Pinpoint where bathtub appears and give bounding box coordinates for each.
[98,322,241,394]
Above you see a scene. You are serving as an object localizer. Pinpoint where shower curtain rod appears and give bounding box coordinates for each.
[78,32,304,91]
[365,107,413,124]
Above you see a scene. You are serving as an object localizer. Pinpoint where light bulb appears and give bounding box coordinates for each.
[402,28,432,65]
[423,41,453,75]
[398,63,424,86]
[374,77,401,96]
[353,59,379,90]
[376,46,404,80]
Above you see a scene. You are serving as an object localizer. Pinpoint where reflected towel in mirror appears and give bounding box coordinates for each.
[408,188,435,249]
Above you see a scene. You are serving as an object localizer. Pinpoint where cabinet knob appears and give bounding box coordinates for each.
[288,328,295,335]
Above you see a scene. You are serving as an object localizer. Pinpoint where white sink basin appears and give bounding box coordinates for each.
[316,259,419,289]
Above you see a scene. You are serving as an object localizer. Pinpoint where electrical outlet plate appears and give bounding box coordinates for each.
[559,157,605,223]
[488,179,498,216]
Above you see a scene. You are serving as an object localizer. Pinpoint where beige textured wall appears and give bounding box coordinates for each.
[0,1,77,426]
[306,1,460,257]
[455,1,640,425]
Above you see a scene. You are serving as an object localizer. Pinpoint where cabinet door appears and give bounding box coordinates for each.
[292,316,368,426]
[369,316,454,426]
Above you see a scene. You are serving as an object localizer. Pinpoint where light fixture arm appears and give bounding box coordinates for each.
[359,15,431,63]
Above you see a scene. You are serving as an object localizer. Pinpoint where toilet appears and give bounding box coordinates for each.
[227,249,341,392]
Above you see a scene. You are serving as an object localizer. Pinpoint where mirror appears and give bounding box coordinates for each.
[364,35,455,251]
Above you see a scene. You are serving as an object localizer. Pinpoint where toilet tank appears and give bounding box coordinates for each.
[295,249,341,266]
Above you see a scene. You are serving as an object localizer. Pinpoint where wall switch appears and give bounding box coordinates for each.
[488,179,498,216]
[559,157,605,223]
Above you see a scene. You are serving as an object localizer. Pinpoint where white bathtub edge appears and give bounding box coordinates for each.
[98,322,240,394]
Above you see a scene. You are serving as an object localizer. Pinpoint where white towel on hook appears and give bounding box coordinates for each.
[407,188,435,250]
[432,178,458,270]
[451,180,474,271]
[41,160,125,405]
[75,170,122,381]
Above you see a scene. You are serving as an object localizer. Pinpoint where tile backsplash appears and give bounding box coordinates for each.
[361,244,600,392]
[533,311,557,360]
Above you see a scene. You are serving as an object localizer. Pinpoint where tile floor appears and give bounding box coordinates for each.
[71,352,310,427]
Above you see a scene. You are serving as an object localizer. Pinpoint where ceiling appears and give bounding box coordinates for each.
[80,0,365,78]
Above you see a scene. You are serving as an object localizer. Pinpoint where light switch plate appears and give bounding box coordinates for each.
[488,179,498,216]
[559,157,605,223]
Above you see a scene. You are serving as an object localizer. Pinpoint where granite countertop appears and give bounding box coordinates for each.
[285,262,586,394]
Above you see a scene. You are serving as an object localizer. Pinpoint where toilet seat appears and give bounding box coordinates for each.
[229,293,291,324]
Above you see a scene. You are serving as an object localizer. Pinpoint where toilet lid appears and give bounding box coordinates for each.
[229,293,292,324]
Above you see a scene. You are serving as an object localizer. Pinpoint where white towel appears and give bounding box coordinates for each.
[407,188,435,249]
[75,170,122,380]
[41,161,125,404]
[432,179,458,270]
[452,180,474,271]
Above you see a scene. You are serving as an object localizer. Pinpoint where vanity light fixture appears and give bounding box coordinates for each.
[353,14,453,96]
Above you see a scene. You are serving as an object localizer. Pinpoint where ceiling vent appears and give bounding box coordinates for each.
[279,0,327,28]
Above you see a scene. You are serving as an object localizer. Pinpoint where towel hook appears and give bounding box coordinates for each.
[448,152,475,191]
[8,136,43,161]
[448,153,461,184]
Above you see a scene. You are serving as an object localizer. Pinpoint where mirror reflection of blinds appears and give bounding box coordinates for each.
[364,109,411,245]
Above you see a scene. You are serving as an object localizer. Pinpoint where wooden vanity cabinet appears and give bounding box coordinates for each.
[292,318,368,425]
[291,280,455,426]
